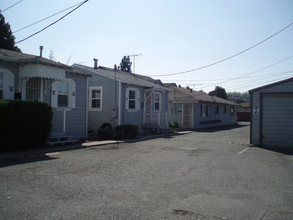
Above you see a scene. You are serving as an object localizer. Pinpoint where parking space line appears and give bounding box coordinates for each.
[238,147,249,154]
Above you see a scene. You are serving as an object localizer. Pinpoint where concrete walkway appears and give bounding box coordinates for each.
[81,131,193,148]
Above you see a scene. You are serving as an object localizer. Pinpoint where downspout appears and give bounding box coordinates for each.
[118,82,122,125]
[63,110,66,132]
[85,77,89,138]
[114,65,118,127]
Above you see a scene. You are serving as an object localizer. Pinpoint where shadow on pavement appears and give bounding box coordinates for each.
[0,144,84,168]
[0,154,56,168]
[261,147,293,156]
[195,123,249,133]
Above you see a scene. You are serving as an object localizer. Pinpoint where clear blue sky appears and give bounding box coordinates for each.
[1,0,293,93]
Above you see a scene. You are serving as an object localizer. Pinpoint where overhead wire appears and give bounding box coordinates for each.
[224,70,293,88]
[177,70,293,89]
[227,75,293,91]
[1,0,23,13]
[15,0,88,44]
[194,55,293,90]
[149,21,293,77]
[13,1,85,33]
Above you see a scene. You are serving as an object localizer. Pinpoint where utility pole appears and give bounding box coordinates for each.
[129,54,142,73]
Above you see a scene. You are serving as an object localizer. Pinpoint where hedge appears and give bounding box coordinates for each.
[115,124,138,139]
[0,100,53,152]
[98,128,115,140]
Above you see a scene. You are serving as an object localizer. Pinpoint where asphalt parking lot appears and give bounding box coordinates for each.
[0,123,292,219]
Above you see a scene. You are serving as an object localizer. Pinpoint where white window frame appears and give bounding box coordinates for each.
[51,79,76,110]
[223,105,227,114]
[214,105,219,114]
[230,106,235,115]
[126,87,140,112]
[89,86,103,111]
[154,92,161,111]
[201,104,208,117]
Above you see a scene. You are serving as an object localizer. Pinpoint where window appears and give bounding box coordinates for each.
[154,92,161,111]
[0,73,3,99]
[126,87,140,111]
[214,105,219,114]
[58,81,69,107]
[223,105,227,114]
[26,78,42,102]
[89,87,102,111]
[230,106,235,115]
[201,104,208,117]
[129,90,136,109]
[0,68,15,100]
[51,79,76,109]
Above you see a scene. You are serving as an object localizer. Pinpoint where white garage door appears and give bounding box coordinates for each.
[262,94,293,148]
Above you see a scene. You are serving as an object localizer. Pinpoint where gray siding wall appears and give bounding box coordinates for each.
[250,80,293,146]
[51,73,88,139]
[88,73,118,131]
[194,103,236,129]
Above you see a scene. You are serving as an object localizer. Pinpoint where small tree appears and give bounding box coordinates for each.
[214,86,227,99]
[0,13,21,52]
[120,56,132,73]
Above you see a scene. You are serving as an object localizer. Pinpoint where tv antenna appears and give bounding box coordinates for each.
[129,54,142,73]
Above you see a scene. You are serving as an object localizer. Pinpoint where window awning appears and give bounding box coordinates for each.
[19,64,65,80]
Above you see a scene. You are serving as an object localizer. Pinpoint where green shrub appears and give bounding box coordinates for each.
[98,128,114,140]
[115,124,138,139]
[0,100,53,152]
[169,122,179,129]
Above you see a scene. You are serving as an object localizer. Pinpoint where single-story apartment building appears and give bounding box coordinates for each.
[0,49,91,144]
[73,63,170,133]
[165,83,237,129]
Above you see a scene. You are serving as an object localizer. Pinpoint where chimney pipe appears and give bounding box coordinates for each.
[93,58,98,69]
[39,46,43,57]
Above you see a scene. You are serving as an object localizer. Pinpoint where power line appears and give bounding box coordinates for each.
[171,70,293,85]
[227,75,293,91]
[195,55,293,90]
[15,0,88,44]
[14,1,84,33]
[149,21,293,77]
[224,70,293,89]
[1,0,23,13]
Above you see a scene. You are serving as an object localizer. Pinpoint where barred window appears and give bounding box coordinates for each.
[26,78,41,102]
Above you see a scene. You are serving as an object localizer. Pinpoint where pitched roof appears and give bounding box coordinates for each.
[249,77,293,93]
[0,49,90,77]
[73,64,169,91]
[166,84,236,105]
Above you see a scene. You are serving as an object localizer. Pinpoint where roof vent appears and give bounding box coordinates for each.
[93,58,98,69]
